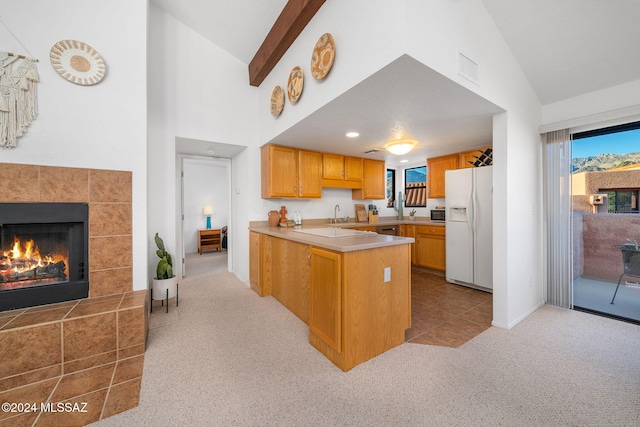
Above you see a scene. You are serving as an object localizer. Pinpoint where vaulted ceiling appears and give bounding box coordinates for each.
[152,0,640,164]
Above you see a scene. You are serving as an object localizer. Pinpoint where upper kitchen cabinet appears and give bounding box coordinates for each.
[322,154,363,189]
[458,146,493,169]
[352,159,385,200]
[298,150,323,198]
[427,154,459,199]
[261,144,322,199]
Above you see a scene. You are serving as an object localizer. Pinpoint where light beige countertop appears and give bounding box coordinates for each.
[249,224,415,253]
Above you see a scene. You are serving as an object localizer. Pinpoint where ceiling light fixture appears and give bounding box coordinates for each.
[385,139,416,155]
[346,131,359,138]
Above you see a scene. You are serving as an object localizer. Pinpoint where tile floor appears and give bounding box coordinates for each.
[406,269,493,348]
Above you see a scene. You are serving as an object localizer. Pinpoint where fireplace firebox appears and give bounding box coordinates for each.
[0,203,89,312]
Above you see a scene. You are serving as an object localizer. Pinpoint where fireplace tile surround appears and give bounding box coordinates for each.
[0,163,147,426]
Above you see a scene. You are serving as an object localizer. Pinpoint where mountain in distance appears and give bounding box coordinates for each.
[572,152,640,173]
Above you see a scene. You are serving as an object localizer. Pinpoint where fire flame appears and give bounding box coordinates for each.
[2,236,64,275]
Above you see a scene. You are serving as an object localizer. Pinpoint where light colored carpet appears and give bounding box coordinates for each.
[92,271,640,426]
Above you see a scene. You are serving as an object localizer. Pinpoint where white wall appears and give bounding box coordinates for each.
[148,5,257,283]
[147,0,638,328]
[404,0,544,328]
[182,158,229,253]
[2,0,148,290]
[149,0,546,326]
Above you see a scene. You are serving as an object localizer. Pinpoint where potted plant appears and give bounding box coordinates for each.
[151,233,178,302]
[409,209,417,221]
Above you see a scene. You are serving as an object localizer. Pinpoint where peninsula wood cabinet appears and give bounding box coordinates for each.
[309,247,342,353]
[249,232,265,296]
[270,238,310,324]
[309,244,410,371]
[415,225,446,271]
[250,231,411,371]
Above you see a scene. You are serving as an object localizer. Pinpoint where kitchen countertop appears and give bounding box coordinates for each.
[249,224,415,253]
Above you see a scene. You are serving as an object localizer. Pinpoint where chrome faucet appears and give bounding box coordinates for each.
[334,204,341,223]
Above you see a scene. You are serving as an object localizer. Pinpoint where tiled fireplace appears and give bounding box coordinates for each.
[0,202,89,312]
[0,163,148,426]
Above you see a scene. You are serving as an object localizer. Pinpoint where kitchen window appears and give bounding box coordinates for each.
[404,166,426,207]
[386,169,395,207]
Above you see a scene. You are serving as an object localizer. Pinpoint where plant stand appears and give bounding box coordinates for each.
[151,277,179,313]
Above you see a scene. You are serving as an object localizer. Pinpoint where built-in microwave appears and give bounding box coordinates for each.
[430,209,445,222]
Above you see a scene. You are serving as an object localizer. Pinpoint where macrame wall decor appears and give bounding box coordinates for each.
[0,19,39,148]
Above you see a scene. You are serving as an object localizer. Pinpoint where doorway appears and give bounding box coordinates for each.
[177,156,231,278]
[571,122,640,323]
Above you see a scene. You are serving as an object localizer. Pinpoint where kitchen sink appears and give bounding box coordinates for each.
[291,228,377,238]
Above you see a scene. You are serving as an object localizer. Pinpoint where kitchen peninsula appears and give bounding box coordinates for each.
[249,223,414,371]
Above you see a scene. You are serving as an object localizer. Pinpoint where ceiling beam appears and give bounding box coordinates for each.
[248,0,326,87]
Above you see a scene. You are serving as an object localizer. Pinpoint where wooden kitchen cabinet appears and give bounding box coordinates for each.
[427,154,459,199]
[270,238,310,324]
[458,146,492,169]
[352,159,385,200]
[309,244,410,371]
[249,232,271,296]
[261,144,322,198]
[322,154,363,189]
[354,226,376,232]
[399,224,416,265]
[415,225,446,271]
[261,145,298,198]
[298,149,322,198]
[309,247,342,353]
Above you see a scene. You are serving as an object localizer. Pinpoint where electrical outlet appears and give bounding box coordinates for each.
[384,267,391,282]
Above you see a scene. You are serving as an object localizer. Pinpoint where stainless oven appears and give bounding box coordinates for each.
[430,209,445,222]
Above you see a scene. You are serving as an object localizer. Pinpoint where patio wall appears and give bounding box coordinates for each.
[575,213,640,282]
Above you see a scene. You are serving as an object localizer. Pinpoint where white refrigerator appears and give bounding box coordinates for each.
[445,165,493,290]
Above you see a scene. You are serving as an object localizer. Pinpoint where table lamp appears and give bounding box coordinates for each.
[203,205,213,229]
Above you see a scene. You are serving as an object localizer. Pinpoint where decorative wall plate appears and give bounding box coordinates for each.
[311,33,335,80]
[49,40,106,86]
[287,66,304,103]
[270,85,284,117]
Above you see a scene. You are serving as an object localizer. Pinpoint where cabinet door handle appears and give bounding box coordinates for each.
[307,254,311,265]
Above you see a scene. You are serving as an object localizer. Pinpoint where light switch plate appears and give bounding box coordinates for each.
[384,267,391,282]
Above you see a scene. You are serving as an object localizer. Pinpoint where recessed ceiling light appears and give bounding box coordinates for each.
[400,159,409,163]
[346,132,359,138]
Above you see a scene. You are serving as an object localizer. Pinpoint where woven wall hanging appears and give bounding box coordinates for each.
[0,52,39,148]
[50,40,105,86]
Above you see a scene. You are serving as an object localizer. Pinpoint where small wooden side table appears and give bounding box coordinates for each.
[198,229,222,254]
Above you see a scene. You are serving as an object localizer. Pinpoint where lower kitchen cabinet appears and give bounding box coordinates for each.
[415,225,446,271]
[250,230,411,371]
[309,244,411,371]
[270,238,310,324]
[249,232,271,296]
[309,247,342,353]
[399,224,416,265]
